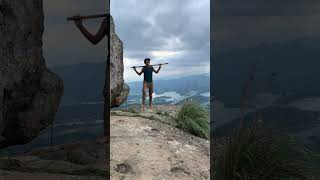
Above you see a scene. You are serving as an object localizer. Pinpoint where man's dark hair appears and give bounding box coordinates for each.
[144,58,150,63]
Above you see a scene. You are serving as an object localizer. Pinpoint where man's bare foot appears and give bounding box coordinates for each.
[149,106,153,112]
[141,105,145,112]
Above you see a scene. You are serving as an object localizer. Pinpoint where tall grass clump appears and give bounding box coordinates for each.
[176,101,209,139]
[214,122,319,180]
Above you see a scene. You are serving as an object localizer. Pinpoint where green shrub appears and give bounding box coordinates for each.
[156,110,170,116]
[214,122,319,180]
[176,101,209,139]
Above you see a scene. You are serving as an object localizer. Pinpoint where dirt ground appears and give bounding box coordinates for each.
[110,113,210,180]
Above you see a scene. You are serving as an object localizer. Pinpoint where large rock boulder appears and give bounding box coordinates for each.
[0,0,63,148]
[109,16,129,107]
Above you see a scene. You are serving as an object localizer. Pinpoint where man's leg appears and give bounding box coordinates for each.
[142,82,147,111]
[149,83,153,109]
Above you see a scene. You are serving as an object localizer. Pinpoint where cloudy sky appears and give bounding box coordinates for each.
[111,0,210,82]
[213,0,320,52]
[43,0,210,82]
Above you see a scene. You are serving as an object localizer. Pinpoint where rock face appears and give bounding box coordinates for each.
[109,16,130,108]
[0,0,63,148]
[0,139,107,179]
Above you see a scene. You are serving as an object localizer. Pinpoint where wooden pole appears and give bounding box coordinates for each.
[67,14,108,21]
[131,63,169,68]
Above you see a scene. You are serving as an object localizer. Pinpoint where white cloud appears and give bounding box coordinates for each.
[112,0,210,81]
[149,50,183,58]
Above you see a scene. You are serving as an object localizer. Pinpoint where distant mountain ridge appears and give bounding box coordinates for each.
[51,62,210,105]
[128,74,210,95]
[213,37,320,154]
[213,36,320,107]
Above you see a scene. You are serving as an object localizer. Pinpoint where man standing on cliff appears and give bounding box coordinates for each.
[133,58,161,112]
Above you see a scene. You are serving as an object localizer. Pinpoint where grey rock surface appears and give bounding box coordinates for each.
[107,16,129,108]
[0,0,63,148]
[0,139,107,179]
[110,113,210,179]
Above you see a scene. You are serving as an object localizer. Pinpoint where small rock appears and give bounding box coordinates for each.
[115,163,132,174]
[170,166,190,175]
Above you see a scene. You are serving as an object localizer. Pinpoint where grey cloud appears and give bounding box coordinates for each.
[112,0,209,53]
[214,0,320,16]
[213,14,320,51]
[110,0,210,79]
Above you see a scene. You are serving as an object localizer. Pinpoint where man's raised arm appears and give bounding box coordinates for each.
[154,65,161,74]
[133,67,144,76]
[73,16,109,45]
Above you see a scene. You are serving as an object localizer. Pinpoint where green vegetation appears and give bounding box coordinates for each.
[175,101,209,139]
[214,122,320,180]
[156,110,170,116]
